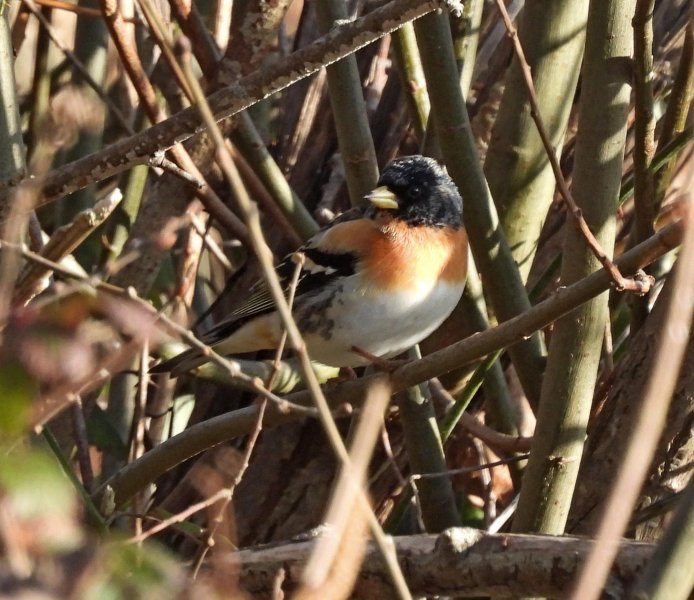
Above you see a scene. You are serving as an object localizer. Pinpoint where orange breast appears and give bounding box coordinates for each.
[362,222,468,292]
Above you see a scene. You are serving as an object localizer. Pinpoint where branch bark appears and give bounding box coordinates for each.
[232,527,653,598]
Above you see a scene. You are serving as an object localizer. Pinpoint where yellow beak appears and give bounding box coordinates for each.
[365,186,399,210]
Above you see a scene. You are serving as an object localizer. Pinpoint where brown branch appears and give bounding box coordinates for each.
[137,0,195,101]
[16,0,462,208]
[126,488,231,544]
[101,0,165,123]
[167,0,220,74]
[70,397,94,492]
[232,527,653,598]
[494,0,651,294]
[13,189,122,304]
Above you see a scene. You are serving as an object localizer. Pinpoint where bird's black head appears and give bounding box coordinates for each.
[365,155,463,229]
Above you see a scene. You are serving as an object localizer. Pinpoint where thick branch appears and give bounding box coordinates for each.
[232,527,653,598]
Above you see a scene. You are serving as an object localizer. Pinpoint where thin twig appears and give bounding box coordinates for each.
[494,0,651,294]
[430,380,533,453]
[631,0,657,243]
[148,152,204,188]
[410,454,530,480]
[190,253,305,575]
[136,0,194,100]
[131,340,150,537]
[653,15,694,213]
[189,213,233,272]
[191,400,268,577]
[126,488,231,544]
[70,396,94,492]
[13,188,122,304]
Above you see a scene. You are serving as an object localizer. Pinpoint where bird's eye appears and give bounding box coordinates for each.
[408,186,422,200]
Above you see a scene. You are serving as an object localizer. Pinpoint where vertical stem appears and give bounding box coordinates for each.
[397,346,460,532]
[58,0,109,222]
[631,0,657,243]
[0,9,28,325]
[513,0,636,535]
[452,0,484,97]
[391,23,429,141]
[231,114,319,240]
[26,5,52,163]
[315,0,379,206]
[653,16,694,213]
[630,0,657,331]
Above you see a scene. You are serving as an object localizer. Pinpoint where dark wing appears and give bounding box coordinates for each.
[198,207,367,345]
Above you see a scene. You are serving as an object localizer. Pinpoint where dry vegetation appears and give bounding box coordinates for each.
[0,0,693,598]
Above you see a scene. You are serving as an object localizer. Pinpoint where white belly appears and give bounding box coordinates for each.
[297,277,464,367]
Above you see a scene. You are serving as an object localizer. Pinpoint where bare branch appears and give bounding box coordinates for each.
[232,527,653,598]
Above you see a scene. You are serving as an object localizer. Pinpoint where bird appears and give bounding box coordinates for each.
[154,155,468,375]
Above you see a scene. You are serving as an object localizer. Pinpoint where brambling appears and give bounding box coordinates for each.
[156,155,468,374]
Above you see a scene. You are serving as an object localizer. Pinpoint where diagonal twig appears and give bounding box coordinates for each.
[495,0,652,294]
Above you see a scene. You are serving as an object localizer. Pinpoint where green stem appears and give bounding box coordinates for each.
[314,0,379,206]
[231,113,319,240]
[398,346,460,532]
[42,427,109,534]
[439,350,503,443]
[391,23,429,141]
